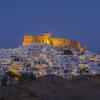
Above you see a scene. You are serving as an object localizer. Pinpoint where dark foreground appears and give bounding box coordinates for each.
[0,75,100,100]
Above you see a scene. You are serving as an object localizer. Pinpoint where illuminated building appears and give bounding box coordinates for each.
[23,32,85,51]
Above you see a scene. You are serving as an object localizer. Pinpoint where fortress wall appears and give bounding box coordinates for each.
[23,33,85,51]
[23,36,33,45]
[51,38,69,47]
[33,35,51,45]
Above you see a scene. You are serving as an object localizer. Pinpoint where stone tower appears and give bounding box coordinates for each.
[23,35,33,45]
[42,32,51,45]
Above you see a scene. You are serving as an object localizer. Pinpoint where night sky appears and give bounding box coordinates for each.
[0,0,100,53]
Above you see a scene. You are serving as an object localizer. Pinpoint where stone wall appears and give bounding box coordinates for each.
[23,33,85,51]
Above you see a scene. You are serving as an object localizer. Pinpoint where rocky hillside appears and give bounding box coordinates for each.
[0,75,100,100]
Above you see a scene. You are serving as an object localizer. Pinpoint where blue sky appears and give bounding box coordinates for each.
[0,0,100,53]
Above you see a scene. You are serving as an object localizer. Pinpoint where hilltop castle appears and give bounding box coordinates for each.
[23,32,85,51]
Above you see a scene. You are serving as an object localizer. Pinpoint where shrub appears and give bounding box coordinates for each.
[7,71,19,78]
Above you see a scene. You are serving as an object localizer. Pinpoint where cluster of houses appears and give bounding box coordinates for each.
[0,43,100,81]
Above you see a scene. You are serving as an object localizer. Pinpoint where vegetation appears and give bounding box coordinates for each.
[0,76,100,100]
[7,71,20,78]
[64,50,73,55]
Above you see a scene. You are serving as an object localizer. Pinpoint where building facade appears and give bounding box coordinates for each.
[23,32,85,51]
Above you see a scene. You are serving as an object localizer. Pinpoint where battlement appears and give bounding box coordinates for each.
[23,32,85,51]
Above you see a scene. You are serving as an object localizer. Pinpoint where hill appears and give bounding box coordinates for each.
[0,75,100,100]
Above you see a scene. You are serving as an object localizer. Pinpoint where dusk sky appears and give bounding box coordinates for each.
[0,0,100,53]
